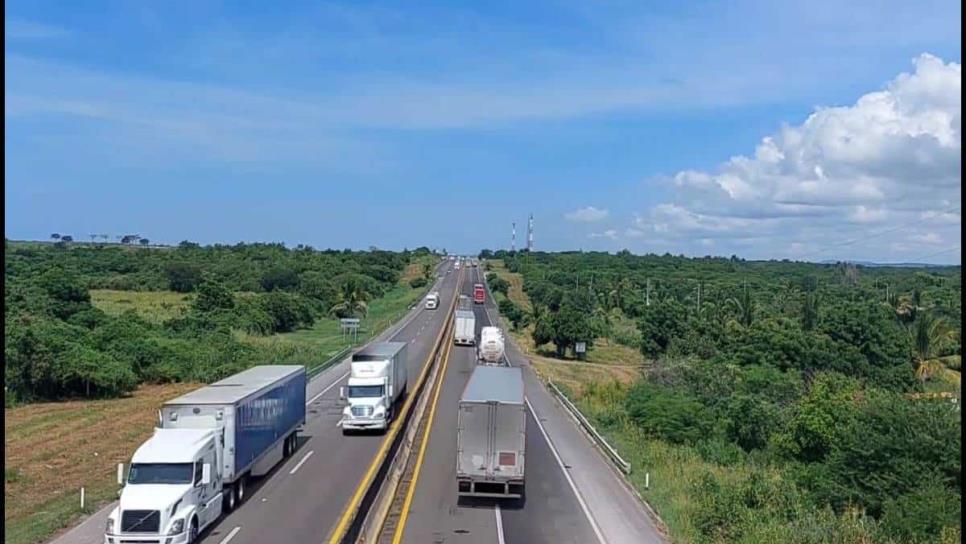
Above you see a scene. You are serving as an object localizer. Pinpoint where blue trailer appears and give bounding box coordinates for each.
[160,365,306,511]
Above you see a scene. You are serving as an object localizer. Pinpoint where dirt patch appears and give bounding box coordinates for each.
[4,383,199,526]
[530,357,641,395]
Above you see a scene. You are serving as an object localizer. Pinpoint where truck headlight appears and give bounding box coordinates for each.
[106,517,115,533]
[168,519,184,535]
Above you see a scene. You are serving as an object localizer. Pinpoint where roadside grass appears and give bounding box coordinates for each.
[237,282,426,368]
[4,383,199,544]
[90,289,191,322]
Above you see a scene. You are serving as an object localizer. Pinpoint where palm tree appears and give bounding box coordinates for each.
[422,261,434,280]
[329,280,371,318]
[726,284,755,327]
[910,312,960,385]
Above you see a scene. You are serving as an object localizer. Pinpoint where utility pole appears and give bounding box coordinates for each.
[646,278,651,307]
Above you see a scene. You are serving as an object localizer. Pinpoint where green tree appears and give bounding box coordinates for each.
[165,261,203,292]
[329,276,372,318]
[726,284,755,327]
[910,312,960,385]
[193,277,235,313]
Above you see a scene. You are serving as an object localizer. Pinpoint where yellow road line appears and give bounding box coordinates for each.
[326,265,463,544]
[390,312,455,544]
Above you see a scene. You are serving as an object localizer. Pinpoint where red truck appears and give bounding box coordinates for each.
[473,283,485,304]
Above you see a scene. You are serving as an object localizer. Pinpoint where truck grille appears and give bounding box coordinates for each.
[120,510,160,533]
[351,406,373,417]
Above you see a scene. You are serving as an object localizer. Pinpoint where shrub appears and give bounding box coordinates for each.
[625,382,711,444]
[409,277,428,289]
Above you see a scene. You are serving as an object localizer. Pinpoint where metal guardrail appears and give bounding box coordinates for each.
[547,380,632,475]
[307,345,353,379]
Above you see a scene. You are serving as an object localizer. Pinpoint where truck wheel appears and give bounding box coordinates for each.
[223,485,236,513]
[235,476,247,505]
[283,435,291,457]
[188,518,199,543]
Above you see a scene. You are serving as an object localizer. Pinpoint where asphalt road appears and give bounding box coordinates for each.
[192,261,463,544]
[398,266,602,544]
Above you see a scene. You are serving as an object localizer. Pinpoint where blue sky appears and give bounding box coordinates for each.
[5,1,962,262]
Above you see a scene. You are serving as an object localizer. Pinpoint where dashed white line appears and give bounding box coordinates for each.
[525,397,607,544]
[289,450,314,475]
[306,371,350,405]
[495,502,506,544]
[217,526,241,544]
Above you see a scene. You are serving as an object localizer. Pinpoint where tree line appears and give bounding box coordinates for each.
[4,241,432,403]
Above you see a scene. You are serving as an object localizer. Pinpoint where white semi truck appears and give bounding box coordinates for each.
[425,291,440,309]
[454,309,476,346]
[477,326,505,364]
[106,366,306,543]
[457,366,526,499]
[341,342,408,433]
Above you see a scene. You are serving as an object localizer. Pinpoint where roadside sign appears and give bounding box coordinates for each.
[340,318,361,342]
[575,342,586,353]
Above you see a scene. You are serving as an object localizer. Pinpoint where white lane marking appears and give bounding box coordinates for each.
[218,526,241,544]
[495,502,506,544]
[306,371,350,405]
[525,397,607,544]
[288,450,314,475]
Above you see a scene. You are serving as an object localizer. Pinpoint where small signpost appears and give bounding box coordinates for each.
[340,318,360,343]
[575,341,586,361]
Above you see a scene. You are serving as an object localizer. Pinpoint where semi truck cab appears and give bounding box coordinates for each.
[106,428,221,544]
[473,284,485,304]
[341,342,408,433]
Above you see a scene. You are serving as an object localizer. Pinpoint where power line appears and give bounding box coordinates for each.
[796,205,961,261]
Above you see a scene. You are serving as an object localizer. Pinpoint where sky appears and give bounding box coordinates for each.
[4,0,962,263]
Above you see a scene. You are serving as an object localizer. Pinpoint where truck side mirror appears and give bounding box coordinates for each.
[117,463,125,485]
[339,387,346,400]
[201,464,211,485]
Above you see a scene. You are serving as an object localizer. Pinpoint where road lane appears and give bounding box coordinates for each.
[196,261,461,544]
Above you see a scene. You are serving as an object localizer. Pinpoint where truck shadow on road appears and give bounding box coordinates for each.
[456,496,526,510]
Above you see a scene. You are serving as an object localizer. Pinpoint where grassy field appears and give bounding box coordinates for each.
[4,383,199,544]
[90,289,191,322]
[4,257,436,544]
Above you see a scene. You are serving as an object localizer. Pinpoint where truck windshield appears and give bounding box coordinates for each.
[348,385,384,398]
[127,463,194,485]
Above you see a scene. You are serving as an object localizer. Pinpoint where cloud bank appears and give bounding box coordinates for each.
[565,206,610,222]
[630,53,961,262]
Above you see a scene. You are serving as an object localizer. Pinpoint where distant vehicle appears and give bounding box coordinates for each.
[454,310,476,345]
[477,326,505,364]
[470,259,478,267]
[341,342,408,433]
[473,283,485,304]
[457,366,526,499]
[107,366,306,542]
[425,292,440,309]
[455,261,461,270]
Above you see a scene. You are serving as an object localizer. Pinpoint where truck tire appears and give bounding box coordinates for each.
[187,518,199,543]
[223,484,236,513]
[283,435,291,457]
[235,475,247,505]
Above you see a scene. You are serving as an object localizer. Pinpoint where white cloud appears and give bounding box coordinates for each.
[910,232,942,244]
[624,228,645,238]
[565,206,610,222]
[634,53,961,262]
[589,229,619,240]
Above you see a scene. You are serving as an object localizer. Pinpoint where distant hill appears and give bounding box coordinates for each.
[817,259,958,268]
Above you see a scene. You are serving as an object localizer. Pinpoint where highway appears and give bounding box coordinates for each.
[191,260,463,544]
[393,265,664,544]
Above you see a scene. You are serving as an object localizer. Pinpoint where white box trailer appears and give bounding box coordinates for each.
[457,366,526,499]
[107,366,306,542]
[454,310,476,345]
